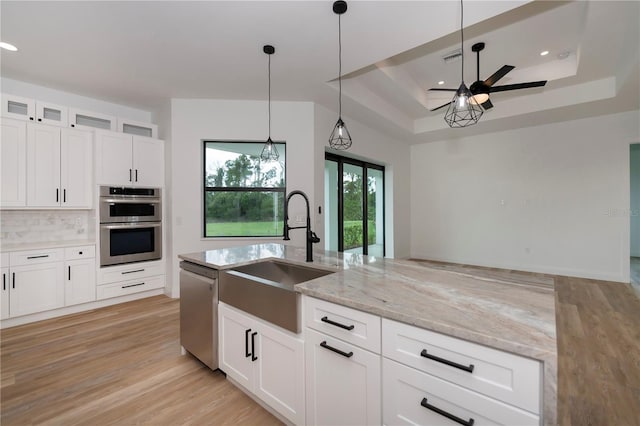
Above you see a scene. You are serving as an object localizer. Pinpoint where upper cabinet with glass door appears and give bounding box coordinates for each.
[1,94,68,127]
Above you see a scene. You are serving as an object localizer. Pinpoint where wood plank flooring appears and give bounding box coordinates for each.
[1,268,639,425]
[0,296,281,426]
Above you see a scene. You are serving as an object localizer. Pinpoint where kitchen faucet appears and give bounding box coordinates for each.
[283,190,320,262]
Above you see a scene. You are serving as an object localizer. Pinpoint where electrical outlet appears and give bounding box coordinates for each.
[295,215,304,224]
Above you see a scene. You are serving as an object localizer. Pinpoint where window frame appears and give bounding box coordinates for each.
[202,140,287,238]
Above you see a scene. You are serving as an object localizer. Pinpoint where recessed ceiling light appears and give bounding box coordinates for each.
[540,50,549,56]
[438,81,445,85]
[557,51,570,60]
[0,42,18,52]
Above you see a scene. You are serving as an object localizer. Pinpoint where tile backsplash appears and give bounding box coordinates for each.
[0,210,95,244]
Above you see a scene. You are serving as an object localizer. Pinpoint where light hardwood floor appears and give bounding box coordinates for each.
[0,296,281,426]
[2,269,639,425]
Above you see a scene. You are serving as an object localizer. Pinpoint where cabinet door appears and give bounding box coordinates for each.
[10,262,65,317]
[132,136,164,187]
[95,131,133,186]
[219,303,254,390]
[27,123,61,207]
[65,258,96,306]
[1,267,9,320]
[254,323,305,425]
[1,94,35,121]
[61,128,93,208]
[35,101,68,127]
[305,328,381,426]
[1,118,27,207]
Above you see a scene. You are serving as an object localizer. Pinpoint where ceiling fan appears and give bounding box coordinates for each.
[429,42,547,111]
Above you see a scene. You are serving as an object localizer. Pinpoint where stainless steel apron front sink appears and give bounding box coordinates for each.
[219,260,335,333]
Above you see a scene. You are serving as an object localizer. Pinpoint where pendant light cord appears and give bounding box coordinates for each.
[338,13,342,118]
[268,53,271,138]
[460,0,464,83]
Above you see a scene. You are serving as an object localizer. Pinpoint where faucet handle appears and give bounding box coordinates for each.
[310,231,321,244]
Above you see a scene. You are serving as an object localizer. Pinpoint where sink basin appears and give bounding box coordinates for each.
[219,260,335,333]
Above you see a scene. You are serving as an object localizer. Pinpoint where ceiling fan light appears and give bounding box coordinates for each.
[471,93,489,105]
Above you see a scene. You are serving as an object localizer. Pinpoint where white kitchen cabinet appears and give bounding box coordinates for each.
[1,95,68,127]
[1,118,27,207]
[9,262,65,317]
[1,266,9,320]
[26,123,93,208]
[305,327,381,426]
[219,302,305,425]
[1,94,35,121]
[95,130,164,187]
[65,248,96,306]
[68,108,116,131]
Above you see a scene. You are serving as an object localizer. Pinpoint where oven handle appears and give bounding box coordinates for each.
[100,222,162,230]
[101,198,161,204]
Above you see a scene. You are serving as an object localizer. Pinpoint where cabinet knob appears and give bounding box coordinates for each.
[79,251,83,255]
[71,124,75,127]
[29,117,34,121]
[38,118,42,122]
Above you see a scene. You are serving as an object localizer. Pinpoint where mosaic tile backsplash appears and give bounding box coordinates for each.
[0,210,95,244]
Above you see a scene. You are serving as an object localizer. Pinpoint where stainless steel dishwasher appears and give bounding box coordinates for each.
[179,261,218,370]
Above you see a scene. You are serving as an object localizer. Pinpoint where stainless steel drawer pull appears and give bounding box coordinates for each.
[122,282,144,289]
[27,255,49,259]
[320,341,353,358]
[321,316,355,331]
[122,269,144,275]
[421,398,474,426]
[420,349,474,373]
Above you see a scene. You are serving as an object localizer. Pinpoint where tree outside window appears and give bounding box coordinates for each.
[203,141,286,237]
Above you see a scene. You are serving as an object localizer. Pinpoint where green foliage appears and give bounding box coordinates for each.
[205,221,284,237]
[343,220,376,250]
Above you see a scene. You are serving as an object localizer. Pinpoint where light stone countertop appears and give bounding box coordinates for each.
[1,239,96,253]
[179,243,557,425]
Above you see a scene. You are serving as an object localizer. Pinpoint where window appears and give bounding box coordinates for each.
[325,153,385,257]
[203,141,286,237]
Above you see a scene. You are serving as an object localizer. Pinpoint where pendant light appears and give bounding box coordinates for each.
[260,44,279,162]
[444,0,483,128]
[328,0,352,150]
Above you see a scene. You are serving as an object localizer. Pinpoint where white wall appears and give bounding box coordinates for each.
[168,99,315,296]
[1,78,152,122]
[313,104,411,259]
[410,111,640,282]
[631,144,640,257]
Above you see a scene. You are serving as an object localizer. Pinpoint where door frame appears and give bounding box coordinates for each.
[325,153,385,256]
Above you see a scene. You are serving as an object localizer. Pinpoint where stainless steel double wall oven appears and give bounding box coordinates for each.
[99,186,162,267]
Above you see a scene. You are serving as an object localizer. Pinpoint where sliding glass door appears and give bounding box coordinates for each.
[325,153,385,257]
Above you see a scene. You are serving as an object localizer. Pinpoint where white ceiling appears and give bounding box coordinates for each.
[1,1,638,144]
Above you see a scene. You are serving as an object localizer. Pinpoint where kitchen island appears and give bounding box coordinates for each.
[179,243,557,425]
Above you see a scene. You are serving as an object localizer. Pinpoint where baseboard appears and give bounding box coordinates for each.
[1,288,166,329]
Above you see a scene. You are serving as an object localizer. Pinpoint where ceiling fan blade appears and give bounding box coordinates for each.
[489,80,547,93]
[430,102,450,112]
[480,98,493,110]
[484,65,515,87]
[428,88,457,92]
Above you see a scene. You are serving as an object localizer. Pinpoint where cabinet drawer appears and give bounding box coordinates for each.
[382,319,541,414]
[98,261,164,284]
[383,358,539,426]
[305,296,381,353]
[96,275,164,300]
[65,245,95,260]
[10,248,64,266]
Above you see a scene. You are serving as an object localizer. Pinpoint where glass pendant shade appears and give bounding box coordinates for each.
[329,117,352,150]
[444,82,483,128]
[260,137,279,162]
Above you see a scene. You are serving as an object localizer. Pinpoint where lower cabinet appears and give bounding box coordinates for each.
[305,328,381,426]
[1,245,97,320]
[9,262,65,317]
[219,302,305,425]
